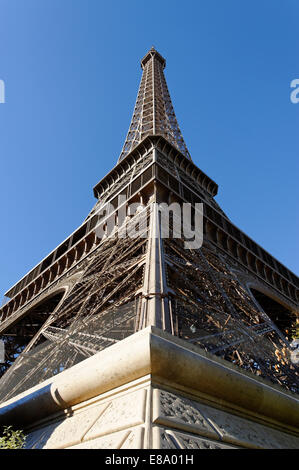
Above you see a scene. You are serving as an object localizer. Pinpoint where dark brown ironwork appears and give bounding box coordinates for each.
[0,49,298,402]
[118,47,191,162]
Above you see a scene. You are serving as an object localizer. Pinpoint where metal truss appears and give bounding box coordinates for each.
[164,238,299,394]
[0,214,150,402]
[0,49,298,406]
[118,47,191,162]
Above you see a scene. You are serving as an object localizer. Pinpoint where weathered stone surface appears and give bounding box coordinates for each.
[152,427,237,449]
[7,329,299,449]
[197,400,299,449]
[83,389,147,442]
[26,389,147,449]
[26,401,109,449]
[120,427,144,449]
[2,328,299,434]
[70,430,131,449]
[70,427,144,449]
[152,389,220,440]
[152,387,299,449]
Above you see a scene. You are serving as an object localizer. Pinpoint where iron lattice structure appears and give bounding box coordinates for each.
[118,47,191,162]
[0,48,299,404]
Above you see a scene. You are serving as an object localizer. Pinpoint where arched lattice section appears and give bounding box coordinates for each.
[250,288,298,340]
[0,290,66,379]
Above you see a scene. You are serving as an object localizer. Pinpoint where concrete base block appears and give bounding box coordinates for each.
[0,327,298,449]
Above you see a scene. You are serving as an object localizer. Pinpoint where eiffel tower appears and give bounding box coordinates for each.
[0,48,298,449]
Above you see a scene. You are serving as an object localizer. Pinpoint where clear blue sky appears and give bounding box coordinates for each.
[0,0,298,300]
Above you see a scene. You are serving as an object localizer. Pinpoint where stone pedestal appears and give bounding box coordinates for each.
[0,327,298,449]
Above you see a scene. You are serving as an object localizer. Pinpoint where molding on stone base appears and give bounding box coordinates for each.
[0,326,299,438]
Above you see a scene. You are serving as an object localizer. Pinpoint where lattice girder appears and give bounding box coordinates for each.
[118,47,191,162]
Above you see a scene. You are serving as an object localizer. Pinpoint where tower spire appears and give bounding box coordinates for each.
[118,48,191,162]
